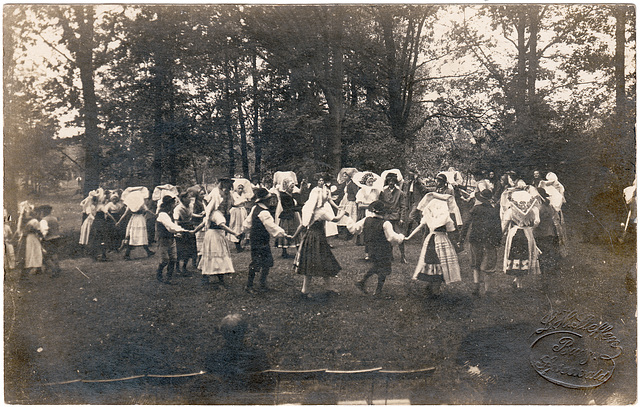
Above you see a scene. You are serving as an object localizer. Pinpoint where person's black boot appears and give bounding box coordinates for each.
[156,262,166,282]
[246,267,256,292]
[258,268,270,291]
[373,276,386,297]
[164,261,175,284]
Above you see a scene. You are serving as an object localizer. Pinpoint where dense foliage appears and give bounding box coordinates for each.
[3,5,636,208]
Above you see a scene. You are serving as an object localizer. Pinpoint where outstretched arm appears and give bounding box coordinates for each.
[405,223,426,241]
[193,220,206,234]
[115,208,131,227]
[290,224,306,241]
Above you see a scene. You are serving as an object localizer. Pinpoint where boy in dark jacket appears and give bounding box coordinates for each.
[459,188,502,296]
[155,196,190,284]
[242,188,290,293]
[346,200,406,296]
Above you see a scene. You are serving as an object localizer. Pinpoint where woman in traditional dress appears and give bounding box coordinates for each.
[539,172,568,256]
[13,201,32,271]
[275,178,302,258]
[291,173,345,299]
[174,192,197,275]
[105,192,126,253]
[195,180,239,287]
[22,207,43,278]
[191,187,207,264]
[336,170,359,239]
[79,193,98,252]
[217,178,234,225]
[118,196,155,260]
[4,209,16,272]
[354,173,380,256]
[228,183,250,252]
[531,170,544,188]
[406,190,463,298]
[501,185,541,289]
[534,188,562,276]
[89,193,119,261]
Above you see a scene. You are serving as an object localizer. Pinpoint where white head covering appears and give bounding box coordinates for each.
[204,187,222,219]
[375,169,404,191]
[121,187,149,212]
[420,198,455,232]
[273,171,298,192]
[417,192,462,227]
[233,178,254,199]
[353,171,381,189]
[152,184,179,201]
[437,170,463,187]
[539,172,565,209]
[300,186,333,227]
[624,182,637,205]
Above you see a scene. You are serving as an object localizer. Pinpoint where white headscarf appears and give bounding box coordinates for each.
[301,186,333,227]
[204,187,222,220]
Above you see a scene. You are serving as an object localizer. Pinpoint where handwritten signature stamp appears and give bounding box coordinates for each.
[530,310,623,389]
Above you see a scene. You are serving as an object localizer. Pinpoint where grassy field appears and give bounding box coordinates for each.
[4,185,637,404]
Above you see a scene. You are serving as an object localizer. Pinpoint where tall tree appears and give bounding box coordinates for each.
[377,6,428,144]
[614,6,629,120]
[243,5,349,173]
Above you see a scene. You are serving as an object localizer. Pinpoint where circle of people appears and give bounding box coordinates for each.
[9,168,568,299]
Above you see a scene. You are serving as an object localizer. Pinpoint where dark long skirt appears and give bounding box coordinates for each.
[294,220,341,277]
[506,228,529,276]
[176,220,197,262]
[112,208,128,246]
[89,213,109,255]
[104,215,120,252]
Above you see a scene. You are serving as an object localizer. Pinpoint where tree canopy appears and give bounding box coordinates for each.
[3,5,635,209]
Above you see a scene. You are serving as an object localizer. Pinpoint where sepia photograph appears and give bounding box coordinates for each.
[3,3,637,404]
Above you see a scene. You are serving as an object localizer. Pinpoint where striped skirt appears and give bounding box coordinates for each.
[126,214,148,246]
[276,215,301,249]
[412,231,461,285]
[199,229,235,275]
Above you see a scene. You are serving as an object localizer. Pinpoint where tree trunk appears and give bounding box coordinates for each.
[325,9,345,174]
[379,9,426,147]
[76,6,101,194]
[401,12,426,147]
[224,63,236,178]
[514,9,527,123]
[237,99,250,178]
[325,91,343,174]
[151,62,165,186]
[614,6,627,120]
[167,72,178,185]
[234,63,250,179]
[252,53,262,179]
[3,12,18,217]
[380,12,404,143]
[527,6,539,112]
